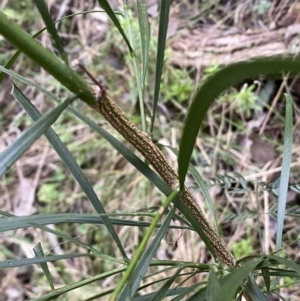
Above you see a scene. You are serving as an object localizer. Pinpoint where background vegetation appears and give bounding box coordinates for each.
[1,0,300,300]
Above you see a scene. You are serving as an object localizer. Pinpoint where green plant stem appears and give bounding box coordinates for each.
[0,11,95,105]
[0,10,124,84]
[110,189,179,301]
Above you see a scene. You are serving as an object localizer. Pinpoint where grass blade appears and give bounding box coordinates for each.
[29,221,124,264]
[33,243,55,290]
[150,0,172,136]
[0,93,74,177]
[113,191,178,301]
[133,288,189,301]
[178,58,300,189]
[245,275,268,301]
[123,0,146,131]
[11,84,128,260]
[136,0,150,85]
[206,269,221,300]
[97,0,133,53]
[30,266,126,301]
[269,254,300,275]
[0,212,190,232]
[0,253,89,269]
[33,0,68,63]
[261,267,271,292]
[149,268,183,301]
[186,287,208,301]
[276,92,293,252]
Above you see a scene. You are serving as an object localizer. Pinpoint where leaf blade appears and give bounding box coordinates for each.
[150,0,172,135]
[0,91,74,177]
[137,0,150,85]
[33,0,67,63]
[11,84,128,260]
[276,91,293,252]
[178,57,300,189]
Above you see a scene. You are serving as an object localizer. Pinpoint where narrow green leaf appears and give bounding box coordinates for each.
[11,84,127,260]
[244,275,267,301]
[0,253,89,269]
[149,267,183,301]
[133,288,189,301]
[186,286,209,301]
[84,289,114,301]
[33,0,67,63]
[260,269,300,278]
[150,0,172,135]
[276,92,293,252]
[122,0,146,131]
[33,243,55,290]
[0,51,21,84]
[269,254,300,275]
[0,212,189,232]
[261,267,271,291]
[178,57,300,189]
[97,0,133,53]
[212,258,263,301]
[0,94,74,177]
[0,20,49,84]
[207,269,221,300]
[31,266,126,301]
[30,222,123,264]
[114,194,177,301]
[136,0,150,84]
[189,166,219,231]
[129,206,176,298]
